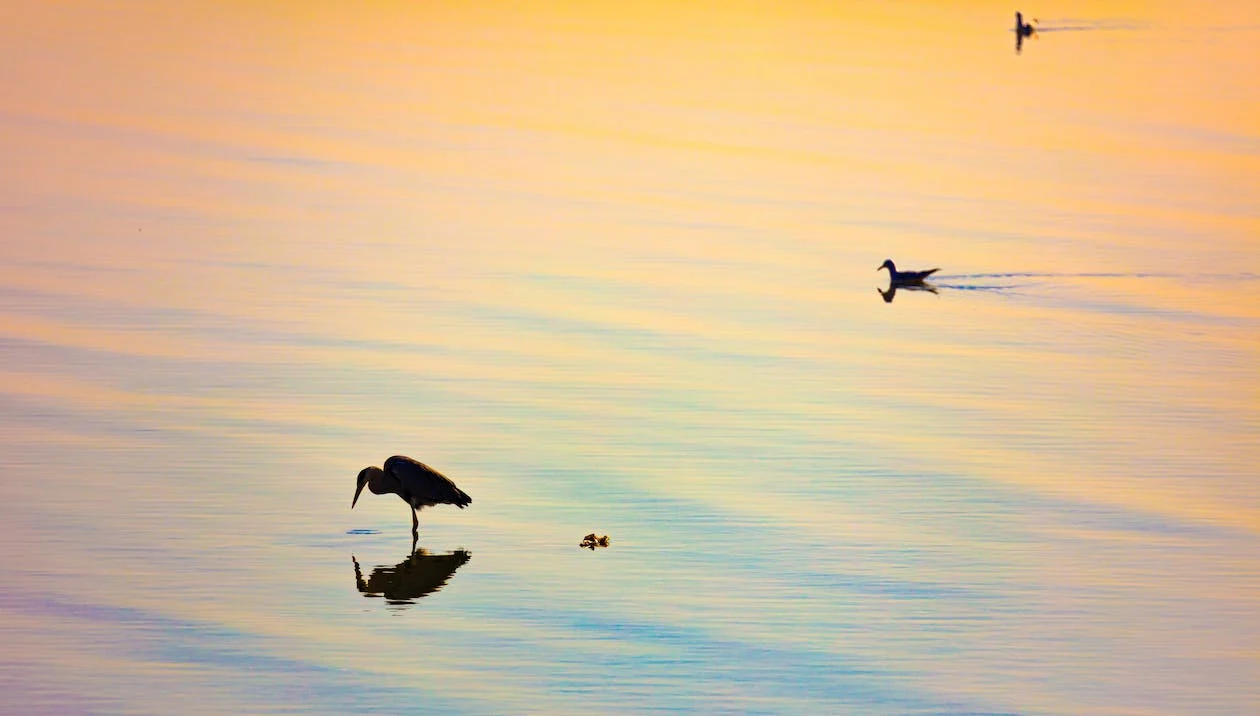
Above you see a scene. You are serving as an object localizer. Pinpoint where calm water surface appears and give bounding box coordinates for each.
[1,2,1257,714]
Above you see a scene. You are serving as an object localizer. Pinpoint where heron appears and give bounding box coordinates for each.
[352,455,471,540]
[878,259,940,284]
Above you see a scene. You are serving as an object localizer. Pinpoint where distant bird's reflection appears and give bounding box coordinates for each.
[877,283,939,303]
[352,547,471,607]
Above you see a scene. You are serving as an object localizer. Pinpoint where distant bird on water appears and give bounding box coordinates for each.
[878,259,939,284]
[1015,11,1038,39]
[1015,11,1038,53]
[352,455,471,540]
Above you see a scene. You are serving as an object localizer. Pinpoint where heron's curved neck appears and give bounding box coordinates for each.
[367,468,393,495]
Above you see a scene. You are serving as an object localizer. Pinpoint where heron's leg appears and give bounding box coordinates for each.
[411,506,419,540]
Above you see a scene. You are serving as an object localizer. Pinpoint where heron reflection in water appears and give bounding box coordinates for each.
[352,548,472,607]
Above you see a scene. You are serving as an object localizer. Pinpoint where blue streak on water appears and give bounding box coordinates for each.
[0,589,478,715]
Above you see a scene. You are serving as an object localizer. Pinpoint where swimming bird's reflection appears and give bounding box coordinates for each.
[877,283,939,303]
[352,547,471,607]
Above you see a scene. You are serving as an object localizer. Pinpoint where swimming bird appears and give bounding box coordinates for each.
[878,259,940,284]
[1013,12,1033,37]
[1015,12,1037,38]
[1015,11,1038,52]
[352,455,471,540]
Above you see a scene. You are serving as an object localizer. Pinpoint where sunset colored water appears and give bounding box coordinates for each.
[1,2,1256,713]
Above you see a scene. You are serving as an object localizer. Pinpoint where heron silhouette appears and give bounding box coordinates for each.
[352,455,471,541]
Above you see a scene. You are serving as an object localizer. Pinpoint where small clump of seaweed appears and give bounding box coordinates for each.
[580,533,611,550]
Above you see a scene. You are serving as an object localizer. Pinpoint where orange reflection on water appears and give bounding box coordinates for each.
[1,2,1257,713]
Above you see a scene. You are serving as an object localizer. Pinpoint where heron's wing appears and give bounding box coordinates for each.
[384,455,472,507]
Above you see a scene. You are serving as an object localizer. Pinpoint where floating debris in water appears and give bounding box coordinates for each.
[580,533,611,549]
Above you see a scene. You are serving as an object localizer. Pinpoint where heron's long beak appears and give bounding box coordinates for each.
[352,476,367,509]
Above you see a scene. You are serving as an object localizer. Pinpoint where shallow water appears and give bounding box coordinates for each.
[1,2,1257,714]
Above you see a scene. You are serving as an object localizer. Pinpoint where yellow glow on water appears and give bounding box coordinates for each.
[1,1,1257,713]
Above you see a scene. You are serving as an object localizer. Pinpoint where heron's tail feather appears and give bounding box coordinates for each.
[450,485,472,508]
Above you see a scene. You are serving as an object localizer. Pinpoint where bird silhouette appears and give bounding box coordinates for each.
[1015,11,1039,53]
[878,259,940,284]
[352,455,471,542]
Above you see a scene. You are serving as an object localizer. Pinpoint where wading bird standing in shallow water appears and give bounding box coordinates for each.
[352,455,471,541]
